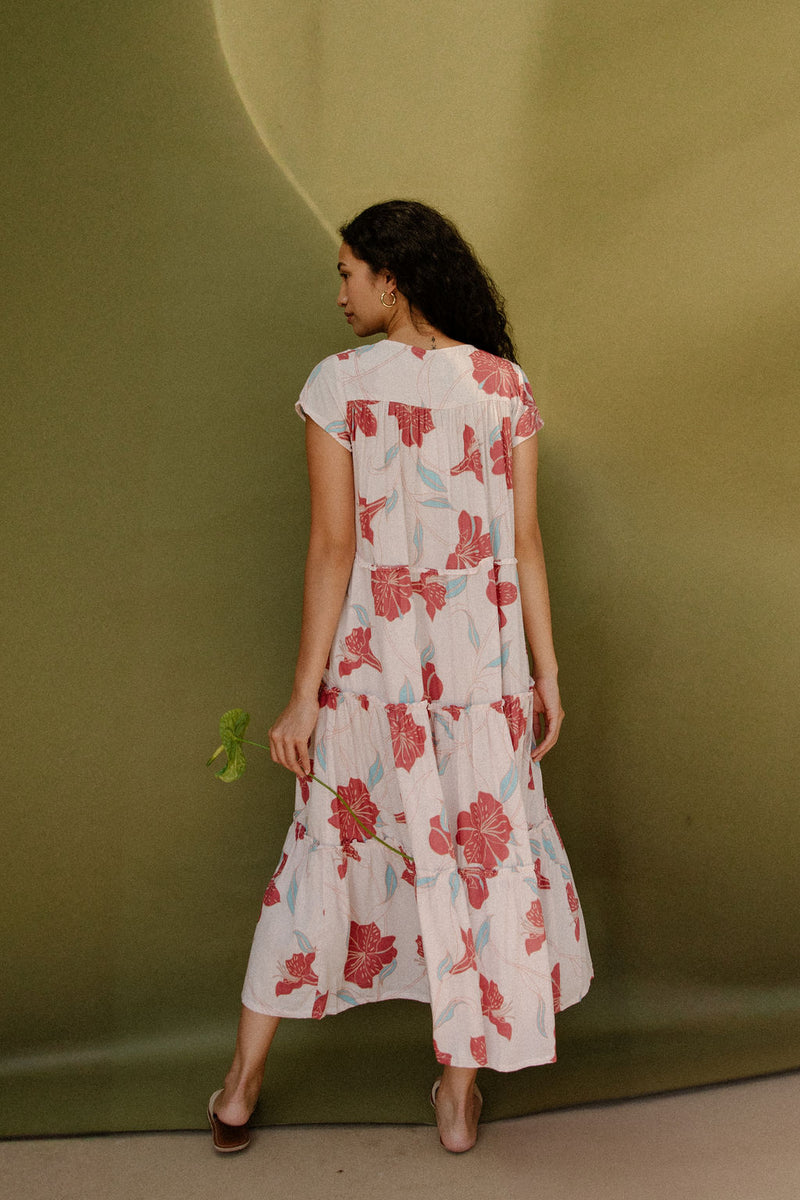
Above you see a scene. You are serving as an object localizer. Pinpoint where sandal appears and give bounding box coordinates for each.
[207,1088,251,1153]
[430,1077,483,1153]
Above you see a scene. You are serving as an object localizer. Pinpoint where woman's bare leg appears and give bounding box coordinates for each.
[213,1005,281,1126]
[434,1065,482,1152]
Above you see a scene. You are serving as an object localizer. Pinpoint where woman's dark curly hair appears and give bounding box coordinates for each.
[339,200,517,362]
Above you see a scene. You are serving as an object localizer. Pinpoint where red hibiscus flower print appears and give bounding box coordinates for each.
[346,398,378,438]
[401,856,416,886]
[411,346,427,360]
[470,349,518,398]
[411,570,447,620]
[299,771,313,803]
[429,814,454,857]
[371,565,413,621]
[422,659,444,702]
[294,821,306,841]
[446,510,493,569]
[275,951,319,996]
[479,973,513,1040]
[344,920,397,989]
[387,704,427,771]
[502,694,526,750]
[456,792,513,869]
[262,852,288,906]
[486,565,518,629]
[490,417,514,489]
[551,962,562,1013]
[433,1038,452,1065]
[534,857,551,890]
[388,402,435,447]
[451,927,478,975]
[450,424,484,482]
[566,881,581,940]
[524,898,546,955]
[318,684,340,709]
[358,494,387,544]
[328,777,378,843]
[443,704,462,721]
[312,990,328,1019]
[470,1036,488,1066]
[416,934,425,960]
[459,866,492,910]
[515,383,543,440]
[338,625,383,677]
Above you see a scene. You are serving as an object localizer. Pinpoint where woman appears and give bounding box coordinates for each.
[208,200,592,1154]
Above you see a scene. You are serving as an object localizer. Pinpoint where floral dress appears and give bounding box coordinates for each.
[241,340,593,1071]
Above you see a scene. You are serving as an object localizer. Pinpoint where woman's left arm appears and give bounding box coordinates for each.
[512,434,565,761]
[268,419,356,777]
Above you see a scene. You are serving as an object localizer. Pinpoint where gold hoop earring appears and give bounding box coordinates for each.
[380,291,397,308]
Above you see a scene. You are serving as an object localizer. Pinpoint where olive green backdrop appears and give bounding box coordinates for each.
[2,0,798,1137]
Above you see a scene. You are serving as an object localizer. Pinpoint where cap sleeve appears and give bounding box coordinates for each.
[511,365,544,446]
[295,358,352,453]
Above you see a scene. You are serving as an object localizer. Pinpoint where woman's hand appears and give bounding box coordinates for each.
[268,693,319,779]
[531,675,564,761]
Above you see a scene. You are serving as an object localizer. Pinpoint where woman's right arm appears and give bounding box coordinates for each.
[268,419,355,778]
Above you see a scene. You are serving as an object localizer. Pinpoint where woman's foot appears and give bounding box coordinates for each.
[431,1076,483,1153]
[207,1088,251,1153]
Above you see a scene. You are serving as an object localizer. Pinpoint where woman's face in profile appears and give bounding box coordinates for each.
[336,243,390,338]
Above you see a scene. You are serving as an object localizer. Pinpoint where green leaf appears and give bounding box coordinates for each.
[215,708,250,782]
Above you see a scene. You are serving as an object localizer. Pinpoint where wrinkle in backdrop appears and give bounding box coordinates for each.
[1,0,799,1136]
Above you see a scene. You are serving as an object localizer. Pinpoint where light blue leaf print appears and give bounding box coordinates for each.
[467,615,480,651]
[489,517,501,559]
[294,930,313,953]
[499,763,518,802]
[486,643,510,670]
[437,954,453,980]
[489,423,501,444]
[335,990,359,1006]
[437,753,451,775]
[315,741,327,771]
[416,874,438,888]
[433,999,465,1030]
[385,488,399,513]
[379,958,397,983]
[306,361,324,384]
[352,603,370,627]
[444,575,468,599]
[543,835,557,861]
[420,641,435,666]
[522,876,538,893]
[560,864,572,882]
[368,754,384,790]
[416,462,446,492]
[383,443,400,466]
[529,837,543,856]
[326,420,348,440]
[449,870,460,904]
[475,919,491,955]
[399,679,415,703]
[385,863,398,900]
[286,872,298,915]
[433,713,454,741]
[536,995,547,1037]
[421,498,452,508]
[412,520,423,562]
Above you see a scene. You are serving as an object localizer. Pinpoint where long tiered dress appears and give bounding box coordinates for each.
[241,340,593,1070]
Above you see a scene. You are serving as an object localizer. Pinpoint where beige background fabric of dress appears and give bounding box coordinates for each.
[1,0,799,1135]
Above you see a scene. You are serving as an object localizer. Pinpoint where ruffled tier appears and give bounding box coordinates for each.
[241,689,593,1071]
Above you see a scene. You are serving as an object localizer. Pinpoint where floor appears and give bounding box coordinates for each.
[2,1070,798,1200]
